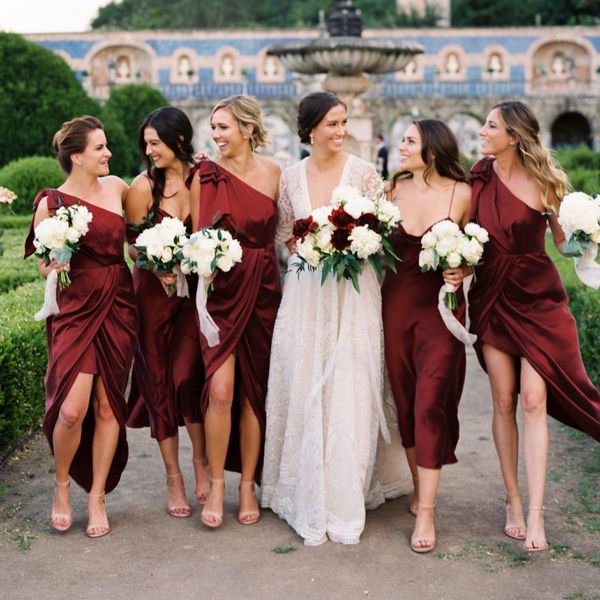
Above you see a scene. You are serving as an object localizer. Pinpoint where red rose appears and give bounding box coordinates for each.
[331,228,351,250]
[293,216,318,240]
[329,207,355,229]
[357,212,379,232]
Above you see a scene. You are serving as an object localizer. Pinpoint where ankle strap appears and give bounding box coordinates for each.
[166,471,183,479]
[240,480,255,486]
[54,478,70,487]
[417,503,436,510]
[88,492,105,498]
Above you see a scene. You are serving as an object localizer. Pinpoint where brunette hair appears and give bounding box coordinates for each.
[390,119,467,189]
[210,95,268,151]
[139,106,195,216]
[493,101,568,209]
[297,92,347,144]
[53,115,104,174]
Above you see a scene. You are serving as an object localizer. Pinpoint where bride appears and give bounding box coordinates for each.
[261,92,405,546]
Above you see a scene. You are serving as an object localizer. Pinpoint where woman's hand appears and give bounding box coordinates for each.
[193,151,210,162]
[442,266,473,291]
[155,271,178,295]
[39,259,70,280]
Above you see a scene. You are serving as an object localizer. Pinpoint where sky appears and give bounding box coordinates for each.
[0,0,112,33]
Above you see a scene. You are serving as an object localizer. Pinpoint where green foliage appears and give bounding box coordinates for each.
[0,157,65,215]
[0,215,31,229]
[0,281,47,458]
[92,0,438,29]
[0,32,99,167]
[103,84,168,176]
[0,227,40,294]
[554,146,600,197]
[100,109,133,178]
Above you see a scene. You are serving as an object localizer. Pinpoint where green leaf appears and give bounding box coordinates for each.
[563,238,584,257]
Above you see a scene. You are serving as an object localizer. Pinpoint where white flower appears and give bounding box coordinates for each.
[418,248,435,269]
[591,229,600,244]
[0,186,16,205]
[331,185,364,208]
[344,195,376,219]
[311,205,332,227]
[70,206,92,236]
[216,253,235,272]
[459,237,484,265]
[349,225,382,259]
[376,200,401,227]
[446,251,463,268]
[314,225,333,254]
[559,192,600,235]
[297,236,320,267]
[66,226,80,244]
[431,219,460,239]
[34,217,69,249]
[421,231,436,249]
[435,235,460,257]
[160,246,173,263]
[464,222,489,244]
[226,238,243,263]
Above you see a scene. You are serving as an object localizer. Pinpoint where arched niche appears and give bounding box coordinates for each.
[551,112,592,148]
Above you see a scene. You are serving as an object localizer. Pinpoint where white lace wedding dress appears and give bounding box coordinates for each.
[261,154,409,546]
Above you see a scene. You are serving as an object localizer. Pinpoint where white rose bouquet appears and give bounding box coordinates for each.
[178,227,243,346]
[557,191,600,288]
[134,216,188,296]
[292,183,401,292]
[33,203,93,289]
[419,220,488,310]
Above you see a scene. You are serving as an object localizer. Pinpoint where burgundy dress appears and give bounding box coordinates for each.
[382,210,466,469]
[126,207,204,441]
[195,161,281,476]
[24,189,138,492]
[469,157,600,441]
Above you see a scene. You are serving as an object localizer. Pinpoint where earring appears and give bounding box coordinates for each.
[310,135,314,145]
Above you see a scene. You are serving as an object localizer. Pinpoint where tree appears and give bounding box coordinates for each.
[103,84,169,176]
[0,33,99,167]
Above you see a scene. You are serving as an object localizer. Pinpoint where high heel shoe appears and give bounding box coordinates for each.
[410,504,436,554]
[409,475,419,517]
[524,507,548,552]
[192,458,211,505]
[238,480,260,525]
[166,472,192,518]
[201,478,225,528]
[504,493,526,540]
[50,479,72,532]
[86,492,110,538]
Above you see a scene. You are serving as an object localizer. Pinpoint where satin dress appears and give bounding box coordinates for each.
[382,209,466,469]
[194,160,281,477]
[126,207,204,440]
[25,188,138,492]
[469,157,600,441]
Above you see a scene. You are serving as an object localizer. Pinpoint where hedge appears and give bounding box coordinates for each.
[0,156,65,215]
[0,280,46,458]
[0,227,39,293]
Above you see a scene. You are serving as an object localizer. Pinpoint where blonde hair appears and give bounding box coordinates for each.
[53,115,104,174]
[494,101,569,211]
[211,95,268,151]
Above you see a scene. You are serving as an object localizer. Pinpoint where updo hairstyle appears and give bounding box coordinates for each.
[53,115,104,174]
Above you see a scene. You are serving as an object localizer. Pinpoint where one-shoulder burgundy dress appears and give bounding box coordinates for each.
[24,189,138,492]
[469,158,600,441]
[126,207,204,440]
[382,214,466,469]
[195,161,281,476]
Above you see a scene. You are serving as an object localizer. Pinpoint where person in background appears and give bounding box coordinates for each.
[374,133,389,180]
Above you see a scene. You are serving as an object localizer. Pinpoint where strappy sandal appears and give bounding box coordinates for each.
[504,493,526,540]
[193,458,211,505]
[201,478,225,528]
[524,507,548,552]
[166,471,192,518]
[238,480,260,525]
[410,504,436,554]
[50,479,72,532]
[87,492,110,538]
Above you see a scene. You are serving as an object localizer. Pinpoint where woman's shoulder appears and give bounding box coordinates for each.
[469,157,495,183]
[128,173,152,192]
[100,175,129,195]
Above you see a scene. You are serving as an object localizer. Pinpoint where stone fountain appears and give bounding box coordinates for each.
[267,0,423,159]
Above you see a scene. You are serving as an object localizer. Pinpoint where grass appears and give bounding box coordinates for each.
[272,543,297,554]
[0,226,40,293]
[435,540,530,573]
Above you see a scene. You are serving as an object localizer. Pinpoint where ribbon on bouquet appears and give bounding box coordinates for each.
[34,269,60,321]
[573,244,600,289]
[196,276,220,347]
[437,274,477,346]
[173,264,190,298]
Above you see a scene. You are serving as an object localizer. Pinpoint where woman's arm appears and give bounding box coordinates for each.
[548,212,568,255]
[124,175,153,262]
[190,172,201,233]
[33,197,65,279]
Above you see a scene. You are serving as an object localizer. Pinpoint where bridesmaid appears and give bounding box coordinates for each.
[382,119,471,553]
[24,116,138,537]
[469,101,600,551]
[125,106,209,518]
[189,95,282,528]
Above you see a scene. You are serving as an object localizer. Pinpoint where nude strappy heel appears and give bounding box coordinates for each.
[504,493,526,540]
[166,471,192,518]
[50,478,72,532]
[238,480,260,525]
[524,506,548,552]
[201,478,225,528]
[86,492,110,538]
[410,504,436,554]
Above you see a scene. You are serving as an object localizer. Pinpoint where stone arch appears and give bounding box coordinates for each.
[447,113,483,159]
[551,112,592,148]
[438,45,466,81]
[482,45,509,81]
[214,47,242,83]
[172,47,199,83]
[256,49,285,83]
[394,54,423,82]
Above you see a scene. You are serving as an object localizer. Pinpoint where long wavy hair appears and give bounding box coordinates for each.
[390,119,467,189]
[493,101,569,210]
[138,106,195,217]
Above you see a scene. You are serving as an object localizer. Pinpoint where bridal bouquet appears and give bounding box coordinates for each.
[179,227,243,346]
[292,183,401,292]
[419,220,488,310]
[33,203,94,289]
[557,191,600,256]
[557,191,600,288]
[134,217,189,296]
